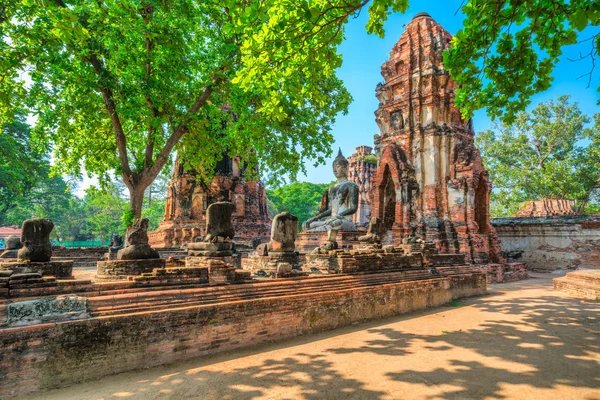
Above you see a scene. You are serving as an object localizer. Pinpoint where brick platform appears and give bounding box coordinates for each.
[0,268,486,398]
[296,231,362,253]
[553,270,600,300]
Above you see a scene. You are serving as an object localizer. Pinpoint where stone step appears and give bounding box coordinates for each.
[88,271,440,317]
[88,268,432,306]
[561,270,600,285]
[554,276,600,301]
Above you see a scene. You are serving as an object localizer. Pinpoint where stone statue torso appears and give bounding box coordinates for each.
[329,180,358,220]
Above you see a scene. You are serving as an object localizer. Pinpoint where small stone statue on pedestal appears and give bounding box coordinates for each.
[184,202,248,284]
[96,219,164,280]
[0,218,73,278]
[118,219,159,260]
[358,217,382,245]
[187,202,236,257]
[18,218,54,262]
[0,235,21,259]
[107,234,124,260]
[247,212,301,278]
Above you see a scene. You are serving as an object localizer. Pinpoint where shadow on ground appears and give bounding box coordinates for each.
[28,279,600,400]
[329,294,600,399]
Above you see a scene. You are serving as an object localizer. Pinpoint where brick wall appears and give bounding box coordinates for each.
[0,273,485,398]
[492,215,600,272]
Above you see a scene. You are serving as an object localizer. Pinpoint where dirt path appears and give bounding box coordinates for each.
[23,274,600,400]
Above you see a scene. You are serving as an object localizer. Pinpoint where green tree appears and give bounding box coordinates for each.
[267,181,332,229]
[84,184,127,244]
[445,0,600,123]
[477,96,600,217]
[1,0,410,222]
[0,113,47,221]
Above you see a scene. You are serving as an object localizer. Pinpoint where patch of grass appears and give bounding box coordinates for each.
[447,299,465,307]
[442,330,449,334]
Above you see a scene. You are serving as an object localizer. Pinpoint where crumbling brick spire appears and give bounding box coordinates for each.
[370,12,502,263]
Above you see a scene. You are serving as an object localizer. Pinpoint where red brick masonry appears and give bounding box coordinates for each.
[0,268,485,398]
[553,270,600,301]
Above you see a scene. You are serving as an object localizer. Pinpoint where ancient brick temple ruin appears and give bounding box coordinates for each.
[370,12,502,263]
[347,146,377,225]
[513,199,577,217]
[148,154,271,248]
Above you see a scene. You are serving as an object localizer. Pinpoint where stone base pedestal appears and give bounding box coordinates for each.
[244,252,300,277]
[0,249,19,259]
[185,253,241,269]
[304,248,426,275]
[0,261,73,279]
[304,253,339,274]
[481,262,529,284]
[185,255,248,285]
[96,259,166,281]
[296,231,361,253]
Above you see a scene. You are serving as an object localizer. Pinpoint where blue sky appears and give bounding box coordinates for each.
[298,1,600,184]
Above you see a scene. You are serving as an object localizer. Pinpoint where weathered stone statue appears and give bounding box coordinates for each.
[117,218,160,260]
[244,211,301,277]
[204,201,235,242]
[358,217,381,244]
[269,212,298,253]
[187,202,236,256]
[18,218,53,262]
[302,149,359,232]
[0,235,21,258]
[107,234,124,260]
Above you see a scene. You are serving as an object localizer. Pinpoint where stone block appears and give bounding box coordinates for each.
[0,261,73,278]
[96,258,166,280]
[6,295,88,327]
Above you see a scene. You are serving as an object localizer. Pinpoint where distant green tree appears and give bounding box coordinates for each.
[477,96,600,217]
[84,184,128,244]
[2,168,75,231]
[267,182,332,229]
[0,113,47,222]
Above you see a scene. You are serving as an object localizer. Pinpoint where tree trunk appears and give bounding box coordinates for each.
[128,183,148,220]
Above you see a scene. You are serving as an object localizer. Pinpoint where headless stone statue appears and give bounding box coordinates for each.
[0,235,21,258]
[18,218,54,262]
[303,149,359,232]
[269,212,298,252]
[204,202,235,242]
[359,217,381,244]
[187,202,236,256]
[107,234,124,260]
[117,218,160,260]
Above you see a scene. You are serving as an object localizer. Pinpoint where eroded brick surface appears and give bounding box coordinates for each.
[149,155,271,248]
[368,13,501,264]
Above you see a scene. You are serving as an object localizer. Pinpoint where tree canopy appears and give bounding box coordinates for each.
[0,0,411,219]
[445,0,600,123]
[477,96,600,217]
[0,112,47,217]
[266,181,332,230]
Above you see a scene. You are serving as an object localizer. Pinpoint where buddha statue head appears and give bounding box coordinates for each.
[332,148,349,180]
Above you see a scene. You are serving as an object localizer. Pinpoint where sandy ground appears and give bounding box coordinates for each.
[23,274,600,400]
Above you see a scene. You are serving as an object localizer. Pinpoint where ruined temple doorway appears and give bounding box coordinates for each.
[381,166,397,233]
[474,178,490,234]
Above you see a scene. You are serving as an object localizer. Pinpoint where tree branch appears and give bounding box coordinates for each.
[85,54,133,181]
[146,80,220,181]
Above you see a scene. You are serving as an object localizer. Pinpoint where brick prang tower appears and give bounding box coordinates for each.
[347,146,377,226]
[149,154,271,248]
[370,12,502,263]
